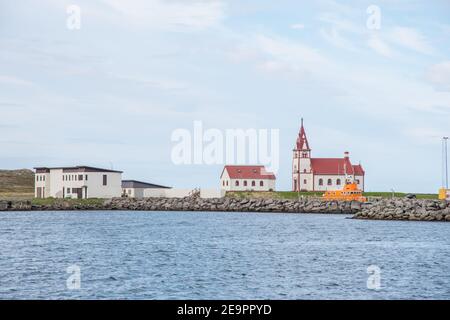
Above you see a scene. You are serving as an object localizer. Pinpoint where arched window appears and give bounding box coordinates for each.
[244,180,247,186]
[303,179,307,184]
[235,181,239,186]
[260,181,264,187]
[336,179,341,186]
[319,179,323,186]
[251,181,255,186]
[356,179,360,184]
[327,179,332,186]
[303,169,307,173]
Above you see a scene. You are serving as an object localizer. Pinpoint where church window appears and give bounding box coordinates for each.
[336,179,341,186]
[251,181,255,186]
[319,179,323,186]
[303,179,307,184]
[235,181,239,186]
[244,181,247,186]
[327,179,332,185]
[260,181,264,187]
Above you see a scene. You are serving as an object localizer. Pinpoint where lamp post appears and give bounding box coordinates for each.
[444,137,449,190]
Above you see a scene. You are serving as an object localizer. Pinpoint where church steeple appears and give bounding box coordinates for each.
[296,118,310,151]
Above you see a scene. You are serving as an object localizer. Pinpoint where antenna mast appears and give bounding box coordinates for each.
[444,137,449,189]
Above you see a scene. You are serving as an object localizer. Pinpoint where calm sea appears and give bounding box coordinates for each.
[0,211,449,299]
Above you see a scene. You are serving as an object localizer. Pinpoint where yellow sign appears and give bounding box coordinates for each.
[439,188,450,200]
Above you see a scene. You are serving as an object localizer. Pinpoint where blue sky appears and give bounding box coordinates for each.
[0,0,449,193]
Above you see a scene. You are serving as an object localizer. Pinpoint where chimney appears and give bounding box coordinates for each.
[344,151,349,159]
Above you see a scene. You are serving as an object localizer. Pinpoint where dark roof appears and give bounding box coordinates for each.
[121,180,171,189]
[34,166,123,173]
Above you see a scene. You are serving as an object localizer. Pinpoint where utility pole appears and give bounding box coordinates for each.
[444,137,449,189]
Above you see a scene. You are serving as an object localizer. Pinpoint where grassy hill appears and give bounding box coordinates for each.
[0,169,34,199]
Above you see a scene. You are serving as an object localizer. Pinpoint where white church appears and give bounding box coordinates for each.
[292,120,365,192]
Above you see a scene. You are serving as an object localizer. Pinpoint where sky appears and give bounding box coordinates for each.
[0,0,449,193]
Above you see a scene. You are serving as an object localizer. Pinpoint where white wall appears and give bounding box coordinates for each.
[222,178,276,192]
[143,188,193,198]
[200,189,225,198]
[313,175,364,191]
[35,170,122,199]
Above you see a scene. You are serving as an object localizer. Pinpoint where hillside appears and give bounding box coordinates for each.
[0,169,34,193]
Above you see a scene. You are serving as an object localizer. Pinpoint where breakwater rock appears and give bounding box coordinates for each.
[0,197,363,214]
[353,199,450,222]
[106,197,363,213]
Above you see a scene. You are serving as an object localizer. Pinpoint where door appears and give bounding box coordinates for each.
[76,188,82,199]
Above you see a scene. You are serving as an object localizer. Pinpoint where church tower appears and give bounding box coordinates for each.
[292,119,312,191]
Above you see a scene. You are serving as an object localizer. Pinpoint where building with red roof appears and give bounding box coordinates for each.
[220,165,276,191]
[292,120,365,191]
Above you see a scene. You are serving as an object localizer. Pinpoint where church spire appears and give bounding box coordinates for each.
[296,118,310,151]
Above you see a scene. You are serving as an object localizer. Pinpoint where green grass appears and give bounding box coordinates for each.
[0,169,34,193]
[226,191,439,200]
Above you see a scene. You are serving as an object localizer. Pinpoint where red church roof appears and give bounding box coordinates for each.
[222,165,276,180]
[310,158,365,176]
[296,118,310,150]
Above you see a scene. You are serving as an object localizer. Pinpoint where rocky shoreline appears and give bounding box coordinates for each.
[1,197,449,222]
[0,197,362,214]
[353,198,450,222]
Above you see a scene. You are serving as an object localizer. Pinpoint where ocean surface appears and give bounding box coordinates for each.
[0,210,449,300]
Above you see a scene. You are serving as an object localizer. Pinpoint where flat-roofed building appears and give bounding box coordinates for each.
[34,166,122,199]
[121,180,171,199]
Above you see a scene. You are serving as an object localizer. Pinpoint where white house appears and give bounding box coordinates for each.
[121,180,171,199]
[292,119,365,192]
[34,166,122,199]
[220,165,276,192]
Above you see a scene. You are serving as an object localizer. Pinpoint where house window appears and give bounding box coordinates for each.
[36,176,39,182]
[43,176,45,181]
[222,181,225,186]
[303,179,307,184]
[319,179,323,186]
[251,181,256,186]
[78,175,83,181]
[260,181,264,187]
[327,179,332,186]
[235,181,239,186]
[356,179,360,184]
[244,181,247,186]
[85,174,88,180]
[67,188,70,193]
[103,175,107,186]
[303,169,307,173]
[336,179,341,185]
[226,181,228,186]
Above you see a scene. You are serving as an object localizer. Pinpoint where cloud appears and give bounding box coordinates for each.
[403,127,448,144]
[290,23,304,30]
[320,27,357,51]
[388,27,434,55]
[255,35,329,75]
[0,75,33,86]
[98,0,226,31]
[425,61,450,91]
[367,35,393,57]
